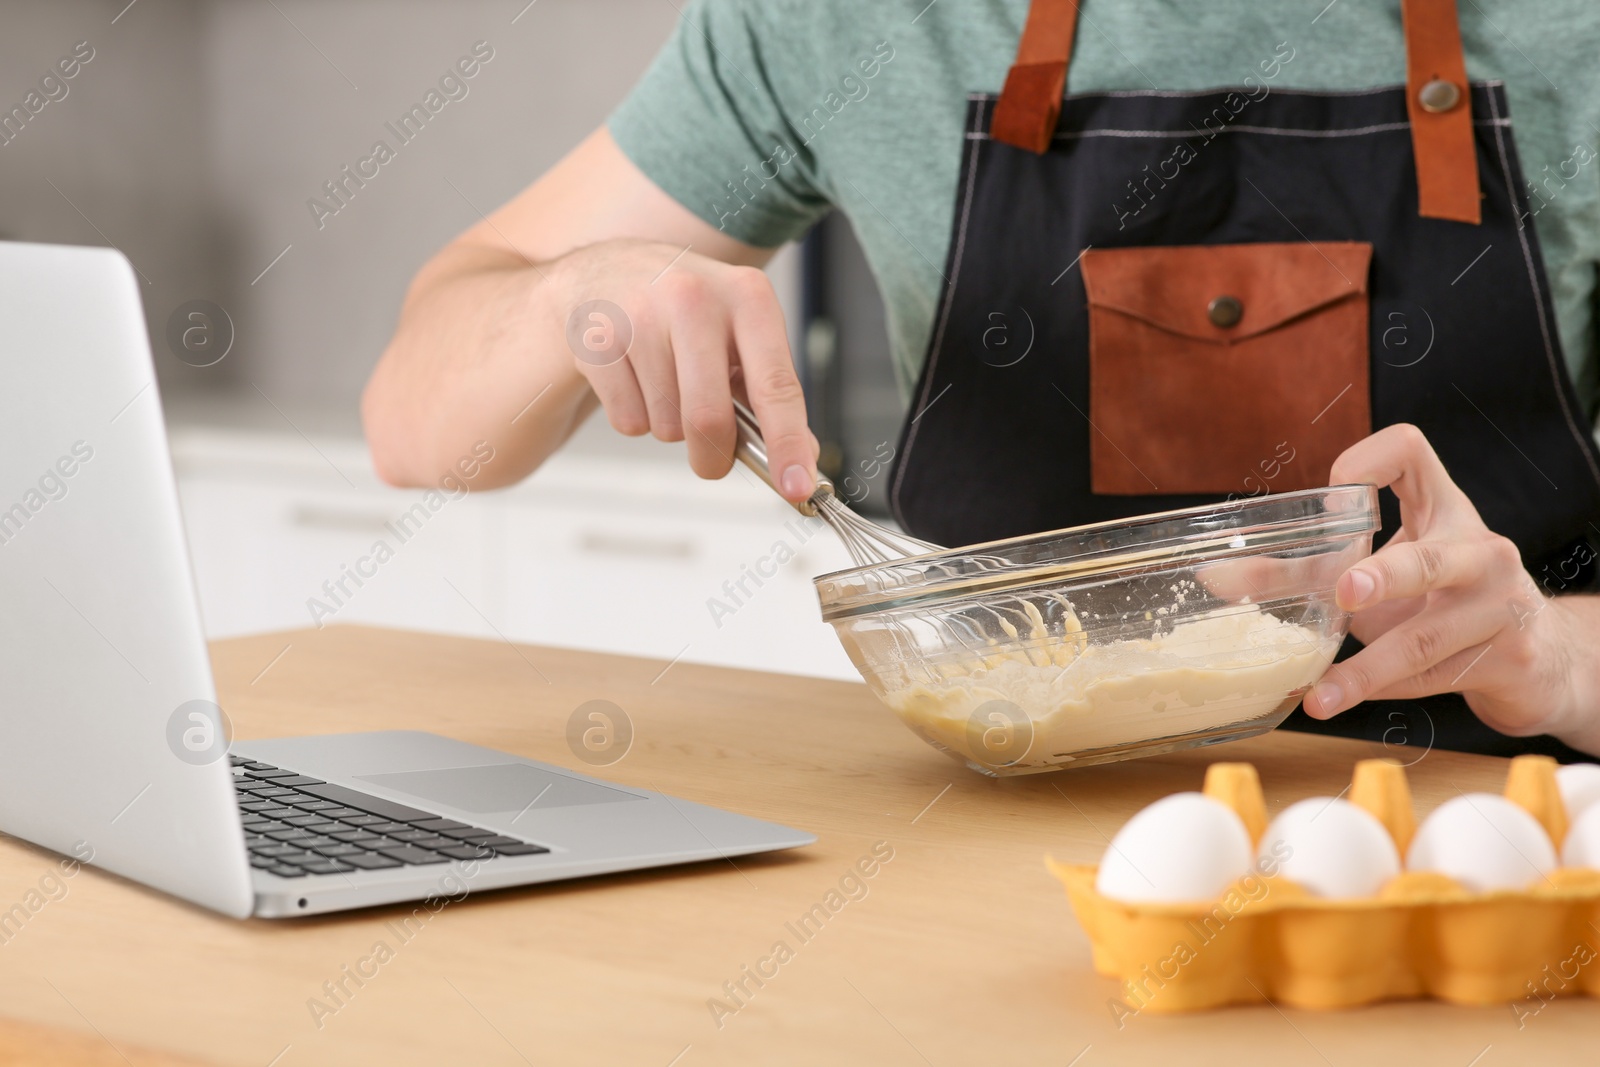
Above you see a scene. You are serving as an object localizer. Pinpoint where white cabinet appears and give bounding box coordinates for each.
[176,474,500,641]
[500,494,852,678]
[169,425,860,681]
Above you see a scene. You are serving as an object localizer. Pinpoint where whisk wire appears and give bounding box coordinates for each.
[730,397,942,567]
[813,492,942,568]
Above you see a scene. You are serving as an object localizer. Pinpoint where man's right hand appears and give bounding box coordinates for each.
[548,238,818,499]
[362,127,818,503]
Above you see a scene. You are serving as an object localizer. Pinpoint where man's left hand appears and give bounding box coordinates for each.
[1303,423,1597,749]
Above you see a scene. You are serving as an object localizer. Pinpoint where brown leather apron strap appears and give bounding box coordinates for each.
[990,0,1080,154]
[1402,0,1481,223]
[991,0,1483,224]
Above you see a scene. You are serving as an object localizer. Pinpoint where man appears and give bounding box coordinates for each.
[364,0,1600,758]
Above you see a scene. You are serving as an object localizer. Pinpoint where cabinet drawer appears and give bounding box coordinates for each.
[500,500,857,680]
[177,476,497,639]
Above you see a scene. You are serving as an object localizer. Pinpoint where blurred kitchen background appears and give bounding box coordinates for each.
[0,0,903,680]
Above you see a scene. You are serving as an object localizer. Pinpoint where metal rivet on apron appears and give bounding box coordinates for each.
[1207,295,1243,328]
[1418,79,1461,114]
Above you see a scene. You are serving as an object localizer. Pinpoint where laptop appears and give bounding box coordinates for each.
[0,240,813,918]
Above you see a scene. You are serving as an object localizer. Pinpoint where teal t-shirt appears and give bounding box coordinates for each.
[608,0,1600,410]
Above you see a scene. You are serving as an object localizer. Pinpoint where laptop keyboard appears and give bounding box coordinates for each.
[230,755,550,878]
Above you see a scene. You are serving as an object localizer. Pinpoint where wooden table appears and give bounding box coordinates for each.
[1,625,1595,1065]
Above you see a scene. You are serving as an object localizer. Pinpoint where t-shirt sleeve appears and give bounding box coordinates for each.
[607,0,833,248]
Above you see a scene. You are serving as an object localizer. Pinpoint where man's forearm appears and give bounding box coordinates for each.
[364,127,791,495]
[362,243,591,490]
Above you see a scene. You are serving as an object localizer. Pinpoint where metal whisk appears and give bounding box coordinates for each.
[733,402,1091,683]
[732,401,941,567]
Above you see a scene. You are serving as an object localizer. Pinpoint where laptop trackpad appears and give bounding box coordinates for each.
[357,763,646,814]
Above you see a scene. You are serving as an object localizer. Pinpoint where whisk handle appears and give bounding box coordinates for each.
[732,399,833,517]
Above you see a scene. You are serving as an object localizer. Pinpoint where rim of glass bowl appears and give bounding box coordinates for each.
[813,484,1379,622]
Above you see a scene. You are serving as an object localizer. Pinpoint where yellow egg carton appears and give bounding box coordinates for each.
[1048,756,1600,1015]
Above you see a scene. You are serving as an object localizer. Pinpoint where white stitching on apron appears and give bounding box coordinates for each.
[965,81,1507,103]
[892,96,988,522]
[1058,123,1417,138]
[962,119,1513,141]
[1485,86,1600,490]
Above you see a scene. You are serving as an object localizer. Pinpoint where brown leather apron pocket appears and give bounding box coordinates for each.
[1081,241,1373,496]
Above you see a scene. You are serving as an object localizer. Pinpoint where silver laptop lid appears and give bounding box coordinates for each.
[0,241,253,917]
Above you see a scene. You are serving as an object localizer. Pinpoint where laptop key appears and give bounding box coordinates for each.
[489,843,550,856]
[338,814,389,827]
[290,800,344,812]
[268,776,327,787]
[285,847,339,862]
[243,768,299,780]
[265,828,328,842]
[365,822,412,835]
[312,843,365,857]
[267,865,304,878]
[393,835,451,851]
[252,843,307,858]
[268,832,339,849]
[476,836,532,849]
[376,846,448,866]
[408,818,471,832]
[285,814,339,828]
[329,830,381,843]
[388,829,447,843]
[280,800,337,814]
[299,860,357,875]
[437,845,493,861]
[318,807,366,819]
[440,827,496,840]
[249,855,279,868]
[341,853,404,870]
[274,850,324,865]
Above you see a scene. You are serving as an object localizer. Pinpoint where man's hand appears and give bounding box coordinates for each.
[363,127,818,503]
[549,239,818,498]
[1303,423,1598,749]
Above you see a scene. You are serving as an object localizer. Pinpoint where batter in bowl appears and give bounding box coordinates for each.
[881,605,1338,771]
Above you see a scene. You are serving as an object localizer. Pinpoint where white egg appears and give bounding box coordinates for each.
[1095,792,1252,902]
[1560,802,1600,868]
[1557,763,1600,822]
[1256,797,1400,898]
[1406,793,1557,892]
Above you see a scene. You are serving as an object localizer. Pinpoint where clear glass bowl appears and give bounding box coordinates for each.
[814,486,1379,776]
